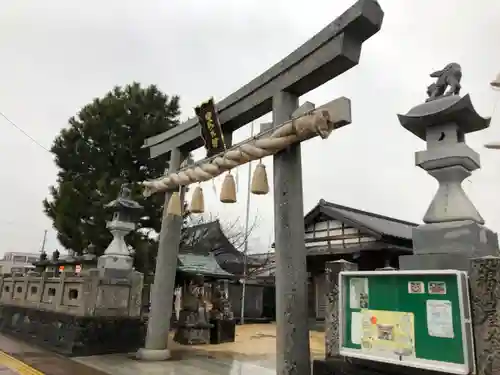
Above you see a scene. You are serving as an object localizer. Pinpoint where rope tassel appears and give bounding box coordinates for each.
[220,172,237,203]
[251,162,269,195]
[166,191,182,216]
[190,185,205,214]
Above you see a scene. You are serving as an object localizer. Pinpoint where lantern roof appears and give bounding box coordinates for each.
[104,183,143,212]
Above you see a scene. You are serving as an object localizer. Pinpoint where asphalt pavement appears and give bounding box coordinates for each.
[0,334,108,375]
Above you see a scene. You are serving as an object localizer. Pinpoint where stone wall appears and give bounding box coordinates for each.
[0,268,145,356]
[0,269,143,318]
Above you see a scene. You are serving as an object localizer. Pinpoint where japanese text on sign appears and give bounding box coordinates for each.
[195,98,226,157]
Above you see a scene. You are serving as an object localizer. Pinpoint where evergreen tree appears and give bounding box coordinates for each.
[43,82,181,273]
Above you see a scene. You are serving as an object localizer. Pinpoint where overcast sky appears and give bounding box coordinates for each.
[1,0,500,255]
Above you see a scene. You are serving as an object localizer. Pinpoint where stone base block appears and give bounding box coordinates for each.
[0,305,145,356]
[209,319,235,344]
[312,357,445,375]
[135,348,171,361]
[174,324,211,345]
[412,220,498,257]
[97,253,134,273]
[399,253,471,271]
[98,266,133,279]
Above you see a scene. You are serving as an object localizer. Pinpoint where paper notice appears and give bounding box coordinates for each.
[351,312,363,345]
[428,281,447,295]
[426,300,454,338]
[408,281,425,294]
[349,277,369,309]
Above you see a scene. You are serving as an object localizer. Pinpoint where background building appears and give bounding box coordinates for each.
[0,252,39,274]
[303,199,416,320]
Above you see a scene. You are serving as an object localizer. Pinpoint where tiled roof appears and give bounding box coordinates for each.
[177,253,234,277]
[306,200,418,240]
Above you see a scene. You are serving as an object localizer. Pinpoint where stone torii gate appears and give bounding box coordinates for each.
[136,1,384,374]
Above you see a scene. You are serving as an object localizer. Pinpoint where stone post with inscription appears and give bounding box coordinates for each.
[324,260,357,359]
[469,257,500,375]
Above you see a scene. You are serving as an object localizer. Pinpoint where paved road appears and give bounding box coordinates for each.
[74,352,276,375]
[0,368,16,375]
[0,323,318,374]
[0,334,276,375]
[0,333,277,375]
[0,349,42,375]
[0,334,107,375]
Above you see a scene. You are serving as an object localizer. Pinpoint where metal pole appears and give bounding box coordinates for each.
[240,121,254,325]
[273,91,311,375]
[137,147,184,361]
[40,230,47,253]
[484,85,500,149]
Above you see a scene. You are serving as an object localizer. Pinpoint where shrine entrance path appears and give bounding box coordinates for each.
[74,324,326,375]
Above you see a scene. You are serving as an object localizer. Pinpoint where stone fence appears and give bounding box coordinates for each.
[0,269,145,356]
[0,269,142,318]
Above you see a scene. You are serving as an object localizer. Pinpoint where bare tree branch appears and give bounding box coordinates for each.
[245,250,274,278]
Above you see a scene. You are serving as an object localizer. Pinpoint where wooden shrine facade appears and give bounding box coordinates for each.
[303,199,417,320]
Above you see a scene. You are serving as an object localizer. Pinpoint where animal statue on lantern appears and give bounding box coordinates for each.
[426,62,462,102]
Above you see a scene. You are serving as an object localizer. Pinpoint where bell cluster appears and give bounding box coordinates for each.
[166,161,269,216]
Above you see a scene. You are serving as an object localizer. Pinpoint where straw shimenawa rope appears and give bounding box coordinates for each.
[142,97,351,196]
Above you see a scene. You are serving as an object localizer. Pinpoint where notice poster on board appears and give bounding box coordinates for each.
[349,277,369,309]
[426,300,454,339]
[351,311,363,345]
[360,309,416,358]
[340,270,473,375]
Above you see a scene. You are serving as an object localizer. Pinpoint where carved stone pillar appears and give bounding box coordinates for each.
[324,259,357,359]
[469,256,500,375]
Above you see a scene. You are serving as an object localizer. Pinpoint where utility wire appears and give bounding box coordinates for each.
[0,110,50,152]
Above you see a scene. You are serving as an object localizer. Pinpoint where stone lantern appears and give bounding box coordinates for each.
[397,63,499,270]
[98,183,143,274]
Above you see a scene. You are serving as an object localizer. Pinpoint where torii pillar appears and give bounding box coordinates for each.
[273,91,310,374]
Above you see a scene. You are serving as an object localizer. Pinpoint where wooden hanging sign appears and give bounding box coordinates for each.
[195,98,226,157]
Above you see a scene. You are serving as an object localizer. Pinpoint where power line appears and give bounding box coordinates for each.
[0,110,50,152]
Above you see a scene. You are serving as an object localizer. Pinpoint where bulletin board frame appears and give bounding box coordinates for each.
[338,269,475,375]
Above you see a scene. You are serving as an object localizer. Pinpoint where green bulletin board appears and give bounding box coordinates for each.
[339,270,474,374]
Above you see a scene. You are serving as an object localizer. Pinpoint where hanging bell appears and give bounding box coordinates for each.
[491,72,500,89]
[251,162,269,195]
[166,191,182,216]
[220,173,237,203]
[190,185,205,214]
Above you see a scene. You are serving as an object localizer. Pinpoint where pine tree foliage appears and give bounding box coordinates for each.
[43,82,181,272]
